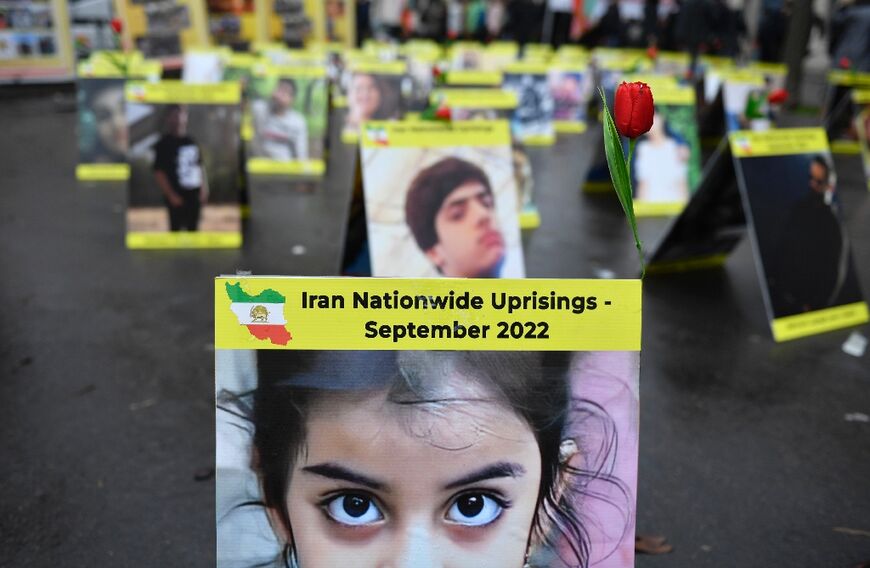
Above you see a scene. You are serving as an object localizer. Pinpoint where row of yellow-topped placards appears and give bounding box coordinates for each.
[112,0,355,64]
[0,0,75,83]
[75,43,870,254]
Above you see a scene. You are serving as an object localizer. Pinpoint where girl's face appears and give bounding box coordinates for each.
[350,74,381,118]
[648,112,665,140]
[283,379,542,568]
[92,86,127,157]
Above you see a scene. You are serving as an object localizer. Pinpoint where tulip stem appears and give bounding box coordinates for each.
[625,138,644,278]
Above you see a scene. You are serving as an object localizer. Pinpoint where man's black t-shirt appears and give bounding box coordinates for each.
[153,134,203,193]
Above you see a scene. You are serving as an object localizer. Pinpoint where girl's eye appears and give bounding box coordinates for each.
[325,493,384,526]
[445,493,504,527]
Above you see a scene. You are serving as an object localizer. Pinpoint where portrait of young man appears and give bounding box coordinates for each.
[251,78,309,161]
[405,157,507,278]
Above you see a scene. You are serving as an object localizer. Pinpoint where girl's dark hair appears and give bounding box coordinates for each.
[354,73,401,120]
[220,350,631,568]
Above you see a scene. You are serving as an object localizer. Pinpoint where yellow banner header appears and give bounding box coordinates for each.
[657,51,690,64]
[215,277,642,351]
[255,64,327,78]
[700,55,735,69]
[445,70,503,86]
[747,61,787,76]
[78,59,161,79]
[227,52,258,68]
[729,128,830,158]
[715,69,765,85]
[772,302,869,342]
[550,60,589,73]
[650,84,695,105]
[852,89,870,104]
[360,120,511,148]
[350,61,407,75]
[432,89,518,108]
[125,81,241,104]
[828,70,870,86]
[504,62,550,75]
[621,74,679,93]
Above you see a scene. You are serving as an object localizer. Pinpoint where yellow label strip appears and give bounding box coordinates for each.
[729,128,830,158]
[359,120,511,148]
[771,302,869,342]
[126,81,241,104]
[76,163,130,181]
[646,254,729,275]
[828,70,870,86]
[633,201,686,217]
[554,121,588,134]
[445,70,503,86]
[215,277,642,351]
[126,231,242,249]
[349,61,407,75]
[432,89,518,108]
[247,158,326,176]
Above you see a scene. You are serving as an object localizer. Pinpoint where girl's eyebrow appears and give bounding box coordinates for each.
[443,461,526,490]
[301,463,387,491]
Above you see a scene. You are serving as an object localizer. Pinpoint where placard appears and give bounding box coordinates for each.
[449,41,486,70]
[444,69,503,88]
[125,81,243,248]
[181,47,229,83]
[215,276,641,567]
[75,56,162,181]
[855,89,870,190]
[323,0,355,47]
[247,63,328,175]
[824,70,870,154]
[426,91,539,231]
[114,0,209,61]
[404,50,438,112]
[0,0,74,83]
[340,61,407,143]
[359,121,525,278]
[432,88,517,121]
[503,62,555,145]
[628,84,701,216]
[718,70,770,133]
[206,0,255,49]
[583,74,678,193]
[729,128,868,341]
[646,139,746,274]
[548,61,592,133]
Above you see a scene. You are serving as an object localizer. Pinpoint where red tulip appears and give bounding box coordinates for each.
[839,56,851,70]
[646,46,658,60]
[614,81,654,139]
[767,88,788,104]
[434,105,451,121]
[110,18,123,34]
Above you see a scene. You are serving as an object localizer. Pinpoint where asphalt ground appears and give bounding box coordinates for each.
[0,90,868,567]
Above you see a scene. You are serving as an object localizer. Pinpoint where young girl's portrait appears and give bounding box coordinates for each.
[216,350,639,568]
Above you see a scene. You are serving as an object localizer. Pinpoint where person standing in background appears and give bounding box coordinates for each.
[153,105,209,232]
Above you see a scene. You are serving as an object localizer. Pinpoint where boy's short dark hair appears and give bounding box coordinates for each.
[404,157,493,251]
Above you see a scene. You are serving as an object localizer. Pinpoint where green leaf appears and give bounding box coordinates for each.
[598,88,645,277]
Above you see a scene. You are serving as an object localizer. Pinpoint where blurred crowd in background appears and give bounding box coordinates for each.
[352,0,870,71]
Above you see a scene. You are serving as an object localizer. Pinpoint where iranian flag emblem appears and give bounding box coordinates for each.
[225,282,292,345]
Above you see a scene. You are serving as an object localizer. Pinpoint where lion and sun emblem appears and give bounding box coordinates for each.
[249,305,269,323]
